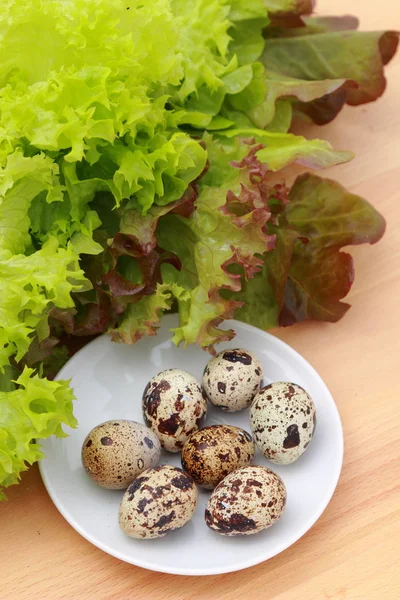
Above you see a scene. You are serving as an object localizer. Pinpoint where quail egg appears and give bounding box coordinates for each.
[250,382,317,464]
[119,465,198,539]
[181,425,255,489]
[202,348,263,411]
[205,465,286,536]
[142,369,207,452]
[81,420,161,489]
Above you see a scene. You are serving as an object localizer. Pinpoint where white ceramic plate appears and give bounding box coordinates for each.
[39,315,343,576]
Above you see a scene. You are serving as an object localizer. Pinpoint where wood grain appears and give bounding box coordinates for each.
[1,2,400,599]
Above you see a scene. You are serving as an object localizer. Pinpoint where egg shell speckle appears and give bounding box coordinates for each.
[81,420,161,489]
[181,425,255,489]
[119,465,198,539]
[142,369,207,452]
[202,348,263,412]
[205,465,286,536]
[250,382,316,464]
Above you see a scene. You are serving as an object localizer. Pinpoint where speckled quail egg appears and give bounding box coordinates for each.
[81,420,161,489]
[119,465,198,539]
[250,382,317,464]
[142,369,207,452]
[202,348,263,411]
[181,425,255,489]
[205,465,286,536]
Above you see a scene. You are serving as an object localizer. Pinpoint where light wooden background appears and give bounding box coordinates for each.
[1,2,399,599]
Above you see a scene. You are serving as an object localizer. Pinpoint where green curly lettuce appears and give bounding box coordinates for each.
[0,368,76,500]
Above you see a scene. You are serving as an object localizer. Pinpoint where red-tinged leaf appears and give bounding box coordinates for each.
[119,181,198,256]
[278,173,385,325]
[227,171,386,329]
[295,81,358,126]
[109,283,177,345]
[268,15,360,37]
[279,247,354,325]
[101,268,147,298]
[156,142,279,350]
[68,187,195,344]
[285,173,386,246]
[196,287,243,353]
[57,334,100,359]
[226,224,298,330]
[50,289,113,337]
[262,28,399,124]
[264,0,314,18]
[49,308,76,335]
[22,336,60,367]
[103,241,181,297]
[301,15,360,34]
[73,289,113,336]
[222,247,265,289]
[268,14,306,29]
[70,184,192,334]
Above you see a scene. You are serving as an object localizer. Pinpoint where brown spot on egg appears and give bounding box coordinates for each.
[158,413,180,435]
[217,382,226,394]
[174,394,185,411]
[218,452,230,462]
[284,384,296,399]
[246,479,262,487]
[127,476,150,501]
[222,350,252,365]
[171,473,193,491]
[137,497,152,513]
[153,511,175,529]
[152,485,170,499]
[205,509,213,526]
[85,439,92,448]
[283,424,300,449]
[100,437,113,446]
[144,379,171,418]
[207,512,257,534]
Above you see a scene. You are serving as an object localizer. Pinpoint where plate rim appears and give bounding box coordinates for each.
[39,317,344,576]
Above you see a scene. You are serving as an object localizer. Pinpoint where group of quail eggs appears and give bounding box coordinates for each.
[82,348,316,539]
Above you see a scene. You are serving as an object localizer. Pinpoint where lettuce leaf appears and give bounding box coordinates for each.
[0,238,90,370]
[114,140,276,349]
[0,368,76,499]
[231,173,386,328]
[226,62,350,130]
[262,19,399,124]
[216,128,353,170]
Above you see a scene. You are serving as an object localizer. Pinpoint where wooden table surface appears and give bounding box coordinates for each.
[2,2,400,599]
